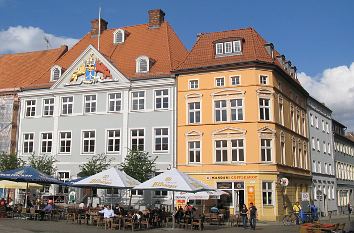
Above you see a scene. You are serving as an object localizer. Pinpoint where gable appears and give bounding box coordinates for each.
[212,127,246,138]
[52,45,129,89]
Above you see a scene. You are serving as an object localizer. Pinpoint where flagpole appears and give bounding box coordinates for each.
[97,7,101,51]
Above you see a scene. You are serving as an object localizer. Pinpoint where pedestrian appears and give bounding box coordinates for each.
[240,204,248,228]
[292,201,301,225]
[249,202,257,230]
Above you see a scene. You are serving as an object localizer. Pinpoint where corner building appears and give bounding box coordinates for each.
[175,28,311,221]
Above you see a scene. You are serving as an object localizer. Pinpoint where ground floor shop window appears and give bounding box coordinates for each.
[217,181,244,212]
[262,181,273,205]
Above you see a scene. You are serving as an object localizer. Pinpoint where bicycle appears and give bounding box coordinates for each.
[282,212,300,225]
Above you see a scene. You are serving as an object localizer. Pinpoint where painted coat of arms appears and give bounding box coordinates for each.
[68,53,112,85]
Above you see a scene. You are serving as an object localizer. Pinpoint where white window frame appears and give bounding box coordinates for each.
[188,141,201,164]
[131,91,145,111]
[215,140,228,163]
[260,75,268,85]
[310,114,314,126]
[230,75,241,86]
[317,139,320,152]
[130,129,145,151]
[259,98,271,121]
[23,133,34,154]
[40,132,53,154]
[84,94,97,114]
[188,102,201,124]
[154,89,169,110]
[42,98,54,117]
[224,41,232,54]
[61,96,74,115]
[231,139,245,162]
[106,129,121,154]
[153,127,169,153]
[215,43,223,55]
[81,130,96,154]
[315,116,319,128]
[214,100,227,122]
[261,139,272,162]
[113,29,125,44]
[215,77,225,87]
[107,92,122,113]
[230,99,244,121]
[262,181,274,206]
[25,99,36,117]
[57,171,70,194]
[50,65,61,82]
[58,131,72,154]
[312,137,315,150]
[136,56,149,73]
[233,40,242,53]
[313,160,316,173]
[189,80,199,89]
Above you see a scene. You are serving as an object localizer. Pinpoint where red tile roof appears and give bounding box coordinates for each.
[0,46,67,90]
[55,22,188,79]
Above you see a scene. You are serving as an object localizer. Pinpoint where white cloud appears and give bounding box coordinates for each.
[298,62,354,131]
[0,26,78,53]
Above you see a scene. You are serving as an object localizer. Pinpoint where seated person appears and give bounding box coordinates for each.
[40,202,53,220]
[99,205,115,228]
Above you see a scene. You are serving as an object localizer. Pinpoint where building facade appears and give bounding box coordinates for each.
[333,120,354,214]
[17,9,188,205]
[307,96,337,215]
[175,28,311,221]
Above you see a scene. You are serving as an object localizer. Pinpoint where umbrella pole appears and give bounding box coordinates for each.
[172,191,175,229]
[111,187,113,208]
[25,182,29,208]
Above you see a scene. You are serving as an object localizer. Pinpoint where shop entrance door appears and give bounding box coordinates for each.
[234,190,245,213]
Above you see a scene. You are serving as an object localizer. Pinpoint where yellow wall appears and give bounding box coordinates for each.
[177,67,311,221]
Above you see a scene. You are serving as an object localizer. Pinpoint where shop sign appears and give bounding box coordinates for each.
[247,186,255,206]
[206,175,257,180]
[301,192,310,201]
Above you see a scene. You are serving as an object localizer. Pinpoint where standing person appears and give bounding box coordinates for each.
[249,202,257,230]
[240,204,248,228]
[292,201,301,225]
[99,205,115,229]
[348,203,352,221]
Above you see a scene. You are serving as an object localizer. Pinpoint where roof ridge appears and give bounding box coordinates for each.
[165,22,173,71]
[105,22,149,32]
[200,27,255,36]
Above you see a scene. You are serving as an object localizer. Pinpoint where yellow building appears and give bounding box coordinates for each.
[174,28,311,221]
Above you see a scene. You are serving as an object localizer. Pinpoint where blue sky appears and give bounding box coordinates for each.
[1,0,354,130]
[0,0,353,76]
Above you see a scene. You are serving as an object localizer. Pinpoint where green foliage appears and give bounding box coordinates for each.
[0,153,24,172]
[28,154,57,175]
[120,149,157,182]
[78,153,114,177]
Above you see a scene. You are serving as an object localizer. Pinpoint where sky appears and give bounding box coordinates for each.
[0,0,353,130]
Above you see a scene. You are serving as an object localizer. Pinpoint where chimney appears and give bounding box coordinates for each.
[90,18,108,37]
[148,9,165,28]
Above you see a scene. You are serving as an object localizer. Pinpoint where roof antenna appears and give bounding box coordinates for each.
[97,6,101,51]
[44,36,51,49]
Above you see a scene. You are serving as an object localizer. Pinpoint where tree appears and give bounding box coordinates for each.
[0,153,24,172]
[120,149,157,182]
[28,154,57,175]
[78,153,114,177]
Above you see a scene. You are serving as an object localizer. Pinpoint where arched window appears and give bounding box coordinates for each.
[113,29,125,44]
[136,56,149,73]
[51,66,61,81]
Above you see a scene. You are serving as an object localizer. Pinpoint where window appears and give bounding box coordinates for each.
[215,77,225,87]
[188,102,201,124]
[84,95,96,113]
[280,137,286,164]
[314,186,317,200]
[131,129,144,151]
[154,128,168,152]
[59,132,71,153]
[224,42,232,53]
[259,98,270,120]
[279,101,284,125]
[231,99,243,121]
[317,139,320,151]
[62,96,73,115]
[230,76,240,86]
[113,29,124,44]
[154,190,168,197]
[310,114,314,126]
[291,109,295,131]
[188,141,201,163]
[297,111,301,134]
[262,182,273,205]
[233,40,242,53]
[58,172,69,194]
[215,140,228,162]
[215,100,227,122]
[25,100,36,117]
[322,120,325,132]
[51,67,61,81]
[260,75,268,85]
[261,139,272,162]
[108,93,122,112]
[189,80,199,89]
[132,91,145,111]
[328,164,332,175]
[82,131,95,154]
[215,43,223,54]
[155,89,169,110]
[326,122,329,133]
[328,143,331,154]
[136,56,149,73]
[131,190,143,196]
[318,161,321,173]
[312,160,316,172]
[23,133,34,154]
[107,130,120,153]
[315,116,319,128]
[41,133,52,153]
[43,98,54,116]
[312,137,315,150]
[323,141,327,154]
[231,139,244,162]
[302,115,306,136]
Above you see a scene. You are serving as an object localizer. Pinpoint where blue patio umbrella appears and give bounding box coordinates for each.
[0,166,64,207]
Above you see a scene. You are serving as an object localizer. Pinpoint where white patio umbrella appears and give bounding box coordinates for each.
[134,168,214,228]
[73,167,141,206]
[175,190,228,200]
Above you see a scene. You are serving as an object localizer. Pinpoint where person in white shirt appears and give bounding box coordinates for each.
[99,205,115,229]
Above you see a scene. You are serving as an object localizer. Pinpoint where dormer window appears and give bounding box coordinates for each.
[113,29,125,44]
[136,56,149,73]
[215,39,242,56]
[50,66,61,81]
